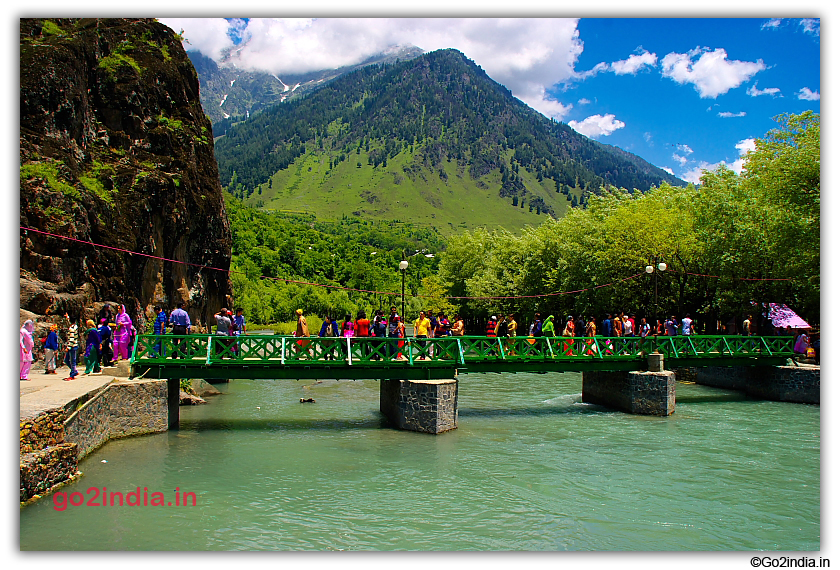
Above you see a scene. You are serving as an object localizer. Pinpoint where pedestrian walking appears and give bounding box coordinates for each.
[20,320,35,381]
[168,302,191,358]
[681,314,695,336]
[113,305,133,361]
[99,319,114,366]
[44,324,59,374]
[414,311,431,359]
[63,315,79,380]
[82,319,102,375]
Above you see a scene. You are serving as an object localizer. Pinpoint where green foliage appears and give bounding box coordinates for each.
[438,112,820,327]
[226,195,445,325]
[157,114,184,132]
[40,20,64,36]
[79,160,115,204]
[20,162,79,199]
[98,41,142,81]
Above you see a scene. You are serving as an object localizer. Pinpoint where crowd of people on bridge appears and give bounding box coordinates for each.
[21,301,818,379]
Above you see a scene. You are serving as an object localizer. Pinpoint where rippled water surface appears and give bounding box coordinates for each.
[20,372,820,550]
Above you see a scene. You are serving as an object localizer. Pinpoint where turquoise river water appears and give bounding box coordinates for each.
[20,372,820,551]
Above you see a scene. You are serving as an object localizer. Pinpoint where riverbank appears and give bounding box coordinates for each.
[20,363,169,504]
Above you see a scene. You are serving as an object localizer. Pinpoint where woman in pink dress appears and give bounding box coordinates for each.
[20,320,35,381]
[113,305,134,361]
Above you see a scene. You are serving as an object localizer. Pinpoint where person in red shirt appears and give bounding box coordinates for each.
[354,310,371,358]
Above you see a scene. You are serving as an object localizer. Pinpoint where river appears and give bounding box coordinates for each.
[19,371,819,551]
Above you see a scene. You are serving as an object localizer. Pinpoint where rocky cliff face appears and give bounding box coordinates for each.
[20,18,232,332]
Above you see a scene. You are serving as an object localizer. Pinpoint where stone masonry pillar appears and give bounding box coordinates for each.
[380,378,458,434]
[582,370,675,416]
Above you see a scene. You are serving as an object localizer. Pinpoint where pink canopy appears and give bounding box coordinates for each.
[767,303,811,329]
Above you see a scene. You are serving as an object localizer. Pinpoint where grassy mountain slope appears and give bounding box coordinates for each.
[256,144,570,233]
[215,48,685,234]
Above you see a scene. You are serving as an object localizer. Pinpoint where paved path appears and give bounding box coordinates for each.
[19,361,130,420]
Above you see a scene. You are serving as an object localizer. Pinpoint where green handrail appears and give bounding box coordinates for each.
[131,334,796,369]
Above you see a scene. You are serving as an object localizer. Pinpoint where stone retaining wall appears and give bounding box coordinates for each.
[20,378,170,503]
[693,365,818,405]
[582,370,675,416]
[20,443,79,503]
[64,379,169,459]
[380,378,458,434]
[695,366,746,391]
[673,367,698,383]
[20,409,66,454]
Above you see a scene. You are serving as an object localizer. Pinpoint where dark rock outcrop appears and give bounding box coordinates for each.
[20,18,232,331]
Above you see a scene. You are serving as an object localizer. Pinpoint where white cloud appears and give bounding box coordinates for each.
[673,153,688,167]
[159,17,583,120]
[578,48,656,79]
[747,84,781,97]
[660,47,766,98]
[677,144,693,155]
[578,97,592,105]
[159,18,234,61]
[718,111,747,118]
[660,166,674,175]
[681,163,714,184]
[680,138,756,182]
[568,114,625,138]
[610,49,657,75]
[761,19,782,30]
[797,87,820,101]
[800,18,820,36]
[729,138,756,174]
[735,138,756,155]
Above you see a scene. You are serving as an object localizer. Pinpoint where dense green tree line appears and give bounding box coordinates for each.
[437,112,820,330]
[226,196,448,324]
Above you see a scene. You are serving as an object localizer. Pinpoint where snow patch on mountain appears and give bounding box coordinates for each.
[272,74,290,92]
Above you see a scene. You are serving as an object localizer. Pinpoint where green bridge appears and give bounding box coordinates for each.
[130,334,795,380]
[130,334,805,432]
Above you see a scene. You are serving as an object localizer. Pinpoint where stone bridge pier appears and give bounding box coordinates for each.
[581,354,819,416]
[380,377,458,434]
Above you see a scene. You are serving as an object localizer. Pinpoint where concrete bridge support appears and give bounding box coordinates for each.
[380,378,458,434]
[582,370,676,416]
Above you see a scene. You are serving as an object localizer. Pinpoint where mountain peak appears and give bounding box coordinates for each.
[212,48,683,233]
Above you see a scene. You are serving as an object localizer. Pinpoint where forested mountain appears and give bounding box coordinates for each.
[190,45,424,131]
[213,48,684,233]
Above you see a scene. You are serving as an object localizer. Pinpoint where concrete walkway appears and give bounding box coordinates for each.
[20,361,131,420]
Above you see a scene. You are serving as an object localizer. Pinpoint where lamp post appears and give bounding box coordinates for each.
[399,259,409,319]
[645,259,667,337]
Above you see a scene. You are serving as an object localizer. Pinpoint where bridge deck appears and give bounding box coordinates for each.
[130,335,794,380]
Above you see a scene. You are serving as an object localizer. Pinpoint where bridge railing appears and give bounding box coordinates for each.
[131,334,795,367]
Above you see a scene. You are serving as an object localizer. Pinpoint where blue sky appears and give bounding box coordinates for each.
[566,18,821,182]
